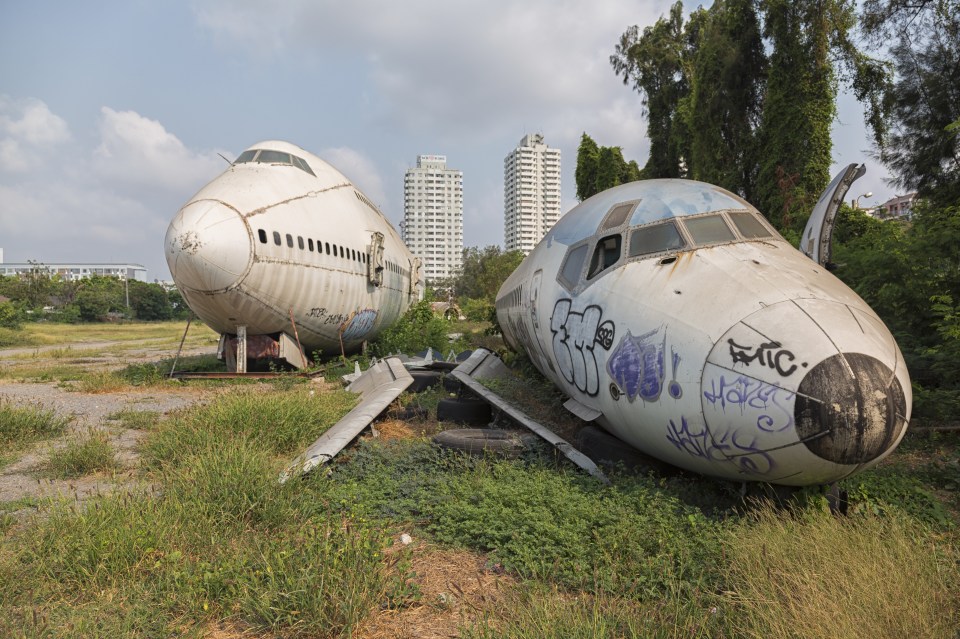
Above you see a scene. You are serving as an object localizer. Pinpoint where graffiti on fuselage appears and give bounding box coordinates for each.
[702,374,796,433]
[727,338,807,377]
[665,416,775,476]
[340,308,378,341]
[308,307,351,326]
[606,327,683,402]
[550,299,615,396]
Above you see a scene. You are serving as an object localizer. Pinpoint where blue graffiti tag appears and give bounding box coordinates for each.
[665,417,775,475]
[340,309,378,341]
[607,327,682,402]
[702,375,796,432]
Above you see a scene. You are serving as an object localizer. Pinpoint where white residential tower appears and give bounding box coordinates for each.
[503,133,562,254]
[402,155,463,284]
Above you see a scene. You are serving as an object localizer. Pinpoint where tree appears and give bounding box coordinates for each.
[575,133,642,201]
[452,246,525,303]
[686,0,766,200]
[611,2,693,179]
[128,281,174,321]
[876,10,960,205]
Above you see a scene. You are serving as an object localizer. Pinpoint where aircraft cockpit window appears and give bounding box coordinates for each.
[628,221,685,258]
[559,243,589,289]
[258,150,292,164]
[234,150,257,164]
[683,215,736,245]
[600,201,637,232]
[587,234,622,280]
[729,211,773,239]
[292,156,316,176]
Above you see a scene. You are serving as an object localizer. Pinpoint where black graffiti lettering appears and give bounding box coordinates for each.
[728,339,802,376]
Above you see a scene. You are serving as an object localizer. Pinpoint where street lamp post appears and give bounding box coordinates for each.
[853,192,873,209]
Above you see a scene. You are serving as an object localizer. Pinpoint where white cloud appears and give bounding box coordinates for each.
[319,146,389,211]
[92,107,224,194]
[0,96,71,173]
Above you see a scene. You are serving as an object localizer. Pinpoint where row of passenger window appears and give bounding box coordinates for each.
[497,283,524,310]
[561,210,775,289]
[255,228,410,279]
[257,228,368,266]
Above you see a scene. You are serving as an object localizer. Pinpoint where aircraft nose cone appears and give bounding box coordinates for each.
[794,353,906,464]
[165,199,252,292]
[702,298,911,479]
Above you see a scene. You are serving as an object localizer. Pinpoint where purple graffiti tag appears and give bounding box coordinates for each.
[665,417,776,475]
[703,375,795,432]
[607,327,680,402]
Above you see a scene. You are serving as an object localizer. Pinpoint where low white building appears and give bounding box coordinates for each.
[0,251,147,282]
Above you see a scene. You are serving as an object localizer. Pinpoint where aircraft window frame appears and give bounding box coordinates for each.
[234,150,257,164]
[600,200,639,232]
[273,231,281,246]
[257,229,267,244]
[257,150,292,165]
[286,234,294,248]
[297,236,305,250]
[729,210,774,239]
[558,242,590,291]
[628,220,686,259]
[325,242,330,255]
[308,238,314,252]
[681,214,736,246]
[587,234,623,280]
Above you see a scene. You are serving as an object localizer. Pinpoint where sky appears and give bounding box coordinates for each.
[0,0,896,282]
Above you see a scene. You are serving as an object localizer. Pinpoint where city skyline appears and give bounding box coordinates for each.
[0,1,896,282]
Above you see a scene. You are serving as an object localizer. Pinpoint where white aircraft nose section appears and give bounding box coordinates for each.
[702,299,910,480]
[165,199,252,293]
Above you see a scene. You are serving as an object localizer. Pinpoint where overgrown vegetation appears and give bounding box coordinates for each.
[0,399,71,465]
[46,431,117,478]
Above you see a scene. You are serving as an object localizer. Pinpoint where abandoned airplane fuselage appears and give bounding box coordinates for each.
[496,178,910,486]
[166,141,421,364]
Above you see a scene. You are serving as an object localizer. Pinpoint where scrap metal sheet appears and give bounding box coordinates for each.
[280,357,413,482]
[451,348,609,484]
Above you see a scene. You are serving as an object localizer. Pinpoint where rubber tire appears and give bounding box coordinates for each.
[433,428,537,456]
[442,375,462,393]
[574,424,672,473]
[436,397,492,425]
[408,370,442,393]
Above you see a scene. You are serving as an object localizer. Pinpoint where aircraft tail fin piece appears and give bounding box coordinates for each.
[801,163,866,266]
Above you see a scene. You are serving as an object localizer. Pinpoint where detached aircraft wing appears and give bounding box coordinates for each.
[801,163,865,266]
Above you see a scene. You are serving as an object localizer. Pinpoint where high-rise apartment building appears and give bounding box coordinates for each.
[401,155,463,284]
[503,133,561,254]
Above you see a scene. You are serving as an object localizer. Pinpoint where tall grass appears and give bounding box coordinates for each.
[0,386,411,638]
[720,507,958,639]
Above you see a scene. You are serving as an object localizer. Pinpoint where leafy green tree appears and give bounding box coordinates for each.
[0,301,23,329]
[575,133,642,201]
[128,281,173,321]
[453,246,525,303]
[575,133,601,201]
[370,300,450,356]
[686,0,766,200]
[611,2,693,179]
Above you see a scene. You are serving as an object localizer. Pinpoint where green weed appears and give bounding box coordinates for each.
[46,431,117,478]
[106,409,161,430]
[0,399,71,452]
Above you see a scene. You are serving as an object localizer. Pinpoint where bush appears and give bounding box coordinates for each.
[370,300,451,356]
[0,301,23,329]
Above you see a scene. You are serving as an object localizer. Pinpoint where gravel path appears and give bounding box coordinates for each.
[0,381,208,508]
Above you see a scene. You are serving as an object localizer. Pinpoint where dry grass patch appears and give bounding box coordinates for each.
[721,506,958,639]
[357,544,514,639]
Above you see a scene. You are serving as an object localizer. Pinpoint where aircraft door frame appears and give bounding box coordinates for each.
[529,269,554,372]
